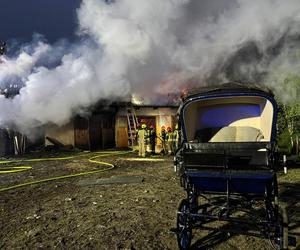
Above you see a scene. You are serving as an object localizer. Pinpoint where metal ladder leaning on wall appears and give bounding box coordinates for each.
[126,106,138,147]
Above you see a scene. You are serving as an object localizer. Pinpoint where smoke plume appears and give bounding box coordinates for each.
[1,0,300,136]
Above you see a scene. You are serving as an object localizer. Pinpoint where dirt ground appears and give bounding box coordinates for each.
[0,150,299,250]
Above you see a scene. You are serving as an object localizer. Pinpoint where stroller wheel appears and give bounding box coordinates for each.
[278,207,289,250]
[177,199,192,250]
[269,207,288,250]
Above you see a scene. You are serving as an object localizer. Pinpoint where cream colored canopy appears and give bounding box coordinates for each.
[183,96,274,143]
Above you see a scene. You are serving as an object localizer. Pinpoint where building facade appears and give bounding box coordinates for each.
[115,105,178,152]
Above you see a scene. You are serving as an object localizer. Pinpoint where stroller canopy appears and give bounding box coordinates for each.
[180,83,277,143]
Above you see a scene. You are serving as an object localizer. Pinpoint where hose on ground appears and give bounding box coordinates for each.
[0,150,131,192]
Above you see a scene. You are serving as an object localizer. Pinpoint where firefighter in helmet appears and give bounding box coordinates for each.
[167,126,173,155]
[138,123,147,157]
[173,123,179,153]
[161,125,167,155]
[149,124,156,155]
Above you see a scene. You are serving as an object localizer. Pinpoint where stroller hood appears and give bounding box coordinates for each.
[179,83,278,143]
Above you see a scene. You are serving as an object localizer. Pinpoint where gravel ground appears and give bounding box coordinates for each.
[0,150,299,249]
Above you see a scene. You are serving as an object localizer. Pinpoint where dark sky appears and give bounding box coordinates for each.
[0,0,82,44]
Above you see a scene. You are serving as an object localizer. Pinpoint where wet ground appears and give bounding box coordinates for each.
[0,150,299,249]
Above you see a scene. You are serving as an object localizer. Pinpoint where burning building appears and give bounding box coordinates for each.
[45,95,179,152]
[115,104,178,151]
[45,103,117,151]
[2,1,300,155]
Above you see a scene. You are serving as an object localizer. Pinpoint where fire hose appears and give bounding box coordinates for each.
[0,150,131,192]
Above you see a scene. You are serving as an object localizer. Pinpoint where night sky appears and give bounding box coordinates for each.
[0,0,82,44]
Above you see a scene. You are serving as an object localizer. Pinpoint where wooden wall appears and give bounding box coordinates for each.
[45,123,75,147]
[45,113,115,151]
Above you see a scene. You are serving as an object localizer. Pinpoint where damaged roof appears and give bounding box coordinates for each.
[182,82,274,101]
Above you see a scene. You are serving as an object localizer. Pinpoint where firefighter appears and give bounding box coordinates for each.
[161,126,167,155]
[167,126,174,155]
[135,123,141,142]
[138,123,147,157]
[173,124,179,153]
[149,125,156,155]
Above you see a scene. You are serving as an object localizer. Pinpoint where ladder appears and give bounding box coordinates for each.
[126,106,138,147]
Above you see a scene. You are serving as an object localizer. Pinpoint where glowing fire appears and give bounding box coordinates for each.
[131,94,144,105]
[131,73,191,106]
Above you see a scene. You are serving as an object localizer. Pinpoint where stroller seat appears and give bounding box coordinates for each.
[209,126,264,142]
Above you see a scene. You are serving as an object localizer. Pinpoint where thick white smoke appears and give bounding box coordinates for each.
[1,0,300,136]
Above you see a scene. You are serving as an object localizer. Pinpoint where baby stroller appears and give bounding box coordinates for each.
[174,83,289,249]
